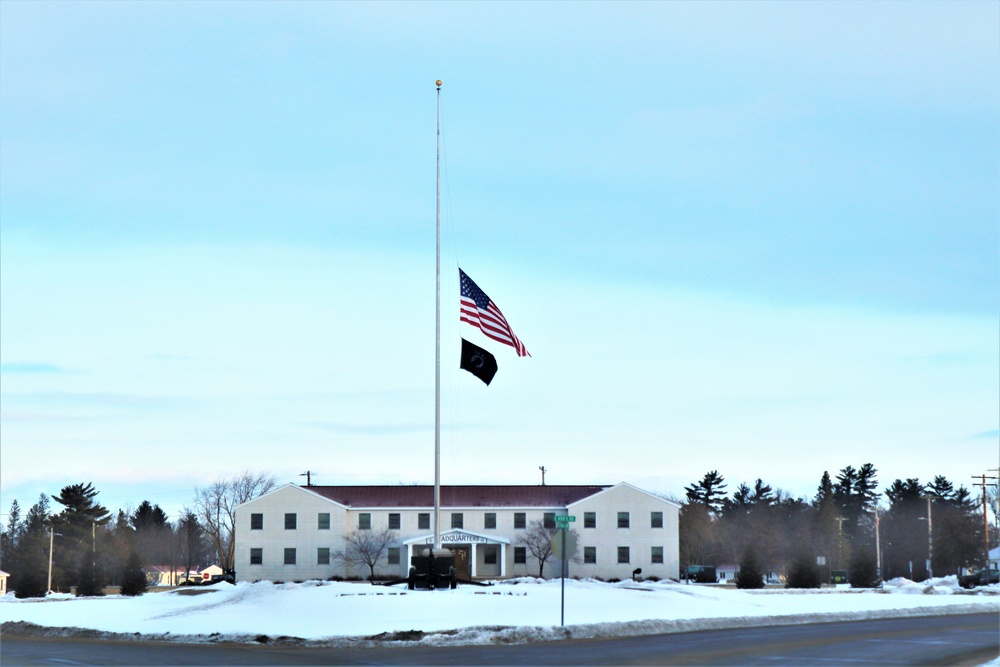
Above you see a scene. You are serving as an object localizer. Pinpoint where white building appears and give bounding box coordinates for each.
[234,482,680,582]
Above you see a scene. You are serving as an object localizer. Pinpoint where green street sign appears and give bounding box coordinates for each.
[554,515,576,524]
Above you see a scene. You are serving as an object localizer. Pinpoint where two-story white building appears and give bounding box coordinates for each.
[234,482,680,582]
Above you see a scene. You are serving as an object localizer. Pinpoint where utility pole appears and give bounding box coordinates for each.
[872,506,881,579]
[539,466,547,486]
[926,496,932,578]
[919,496,933,578]
[47,527,54,593]
[973,473,998,570]
[835,516,847,569]
[299,471,317,487]
[47,527,63,593]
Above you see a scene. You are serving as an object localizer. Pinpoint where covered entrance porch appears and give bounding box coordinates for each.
[403,529,511,579]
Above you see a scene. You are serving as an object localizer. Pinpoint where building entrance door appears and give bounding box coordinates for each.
[451,545,471,578]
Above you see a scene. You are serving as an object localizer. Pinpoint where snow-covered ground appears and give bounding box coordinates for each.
[1,576,997,648]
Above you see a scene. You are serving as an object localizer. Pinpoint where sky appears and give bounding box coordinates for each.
[2,577,997,643]
[1,1,998,525]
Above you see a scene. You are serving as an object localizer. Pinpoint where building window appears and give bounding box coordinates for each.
[584,512,596,529]
[388,547,401,565]
[617,512,630,529]
[651,511,663,529]
[388,513,401,530]
[584,546,597,564]
[284,548,297,565]
[317,548,330,565]
[250,513,263,530]
[359,513,371,530]
[285,513,297,530]
[418,513,430,530]
[250,548,262,565]
[618,546,630,563]
[484,546,498,565]
[451,513,464,529]
[484,512,497,529]
[514,547,527,564]
[543,512,556,529]
[651,546,664,564]
[318,513,330,530]
[514,512,526,529]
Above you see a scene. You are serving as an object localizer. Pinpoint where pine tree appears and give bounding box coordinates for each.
[926,476,955,500]
[1,499,23,580]
[735,544,765,589]
[685,471,728,517]
[785,551,821,588]
[132,500,172,568]
[932,484,983,575]
[13,565,47,598]
[848,550,880,588]
[15,495,52,594]
[120,551,148,596]
[50,483,111,590]
[75,553,105,597]
[177,510,208,583]
[100,510,134,587]
[882,478,926,580]
[813,472,834,506]
[812,472,839,574]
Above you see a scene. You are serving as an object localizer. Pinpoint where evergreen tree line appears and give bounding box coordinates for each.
[680,464,994,587]
[0,483,210,598]
[0,471,276,598]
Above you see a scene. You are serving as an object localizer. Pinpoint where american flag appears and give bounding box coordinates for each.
[459,269,530,357]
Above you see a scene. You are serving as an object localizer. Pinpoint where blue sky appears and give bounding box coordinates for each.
[1,1,997,523]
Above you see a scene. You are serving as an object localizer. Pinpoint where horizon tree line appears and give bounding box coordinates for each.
[0,470,275,598]
[1,467,995,596]
[678,464,996,583]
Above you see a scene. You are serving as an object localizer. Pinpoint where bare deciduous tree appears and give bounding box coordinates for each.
[517,520,578,578]
[194,471,276,571]
[334,528,397,580]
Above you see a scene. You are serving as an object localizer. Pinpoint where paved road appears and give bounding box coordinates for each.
[2,613,997,666]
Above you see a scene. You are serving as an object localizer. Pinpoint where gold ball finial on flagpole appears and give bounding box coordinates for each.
[436,80,442,87]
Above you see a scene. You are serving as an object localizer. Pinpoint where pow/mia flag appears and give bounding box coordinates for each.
[460,338,498,386]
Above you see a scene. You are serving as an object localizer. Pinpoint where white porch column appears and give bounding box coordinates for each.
[470,543,478,577]
[500,543,506,578]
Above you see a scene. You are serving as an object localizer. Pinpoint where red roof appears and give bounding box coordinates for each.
[306,485,609,508]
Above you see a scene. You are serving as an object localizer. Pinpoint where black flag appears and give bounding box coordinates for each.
[460,338,498,385]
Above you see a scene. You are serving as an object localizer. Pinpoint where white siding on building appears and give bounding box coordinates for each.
[234,486,349,582]
[235,483,680,583]
[569,483,680,581]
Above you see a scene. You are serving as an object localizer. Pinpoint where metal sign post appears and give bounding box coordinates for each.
[561,528,566,626]
[553,515,576,626]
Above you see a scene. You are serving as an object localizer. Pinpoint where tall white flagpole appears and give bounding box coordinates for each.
[434,79,442,550]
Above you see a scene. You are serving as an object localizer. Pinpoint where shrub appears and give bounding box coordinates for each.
[13,568,47,599]
[848,551,880,589]
[735,545,765,589]
[785,552,821,589]
[120,552,147,596]
[75,556,106,597]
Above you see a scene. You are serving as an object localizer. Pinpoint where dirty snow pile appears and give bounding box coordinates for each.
[1,576,997,647]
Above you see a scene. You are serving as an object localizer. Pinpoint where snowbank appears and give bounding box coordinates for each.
[1,577,996,647]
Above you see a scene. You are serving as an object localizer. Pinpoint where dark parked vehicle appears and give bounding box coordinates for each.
[958,568,999,589]
[683,565,718,583]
